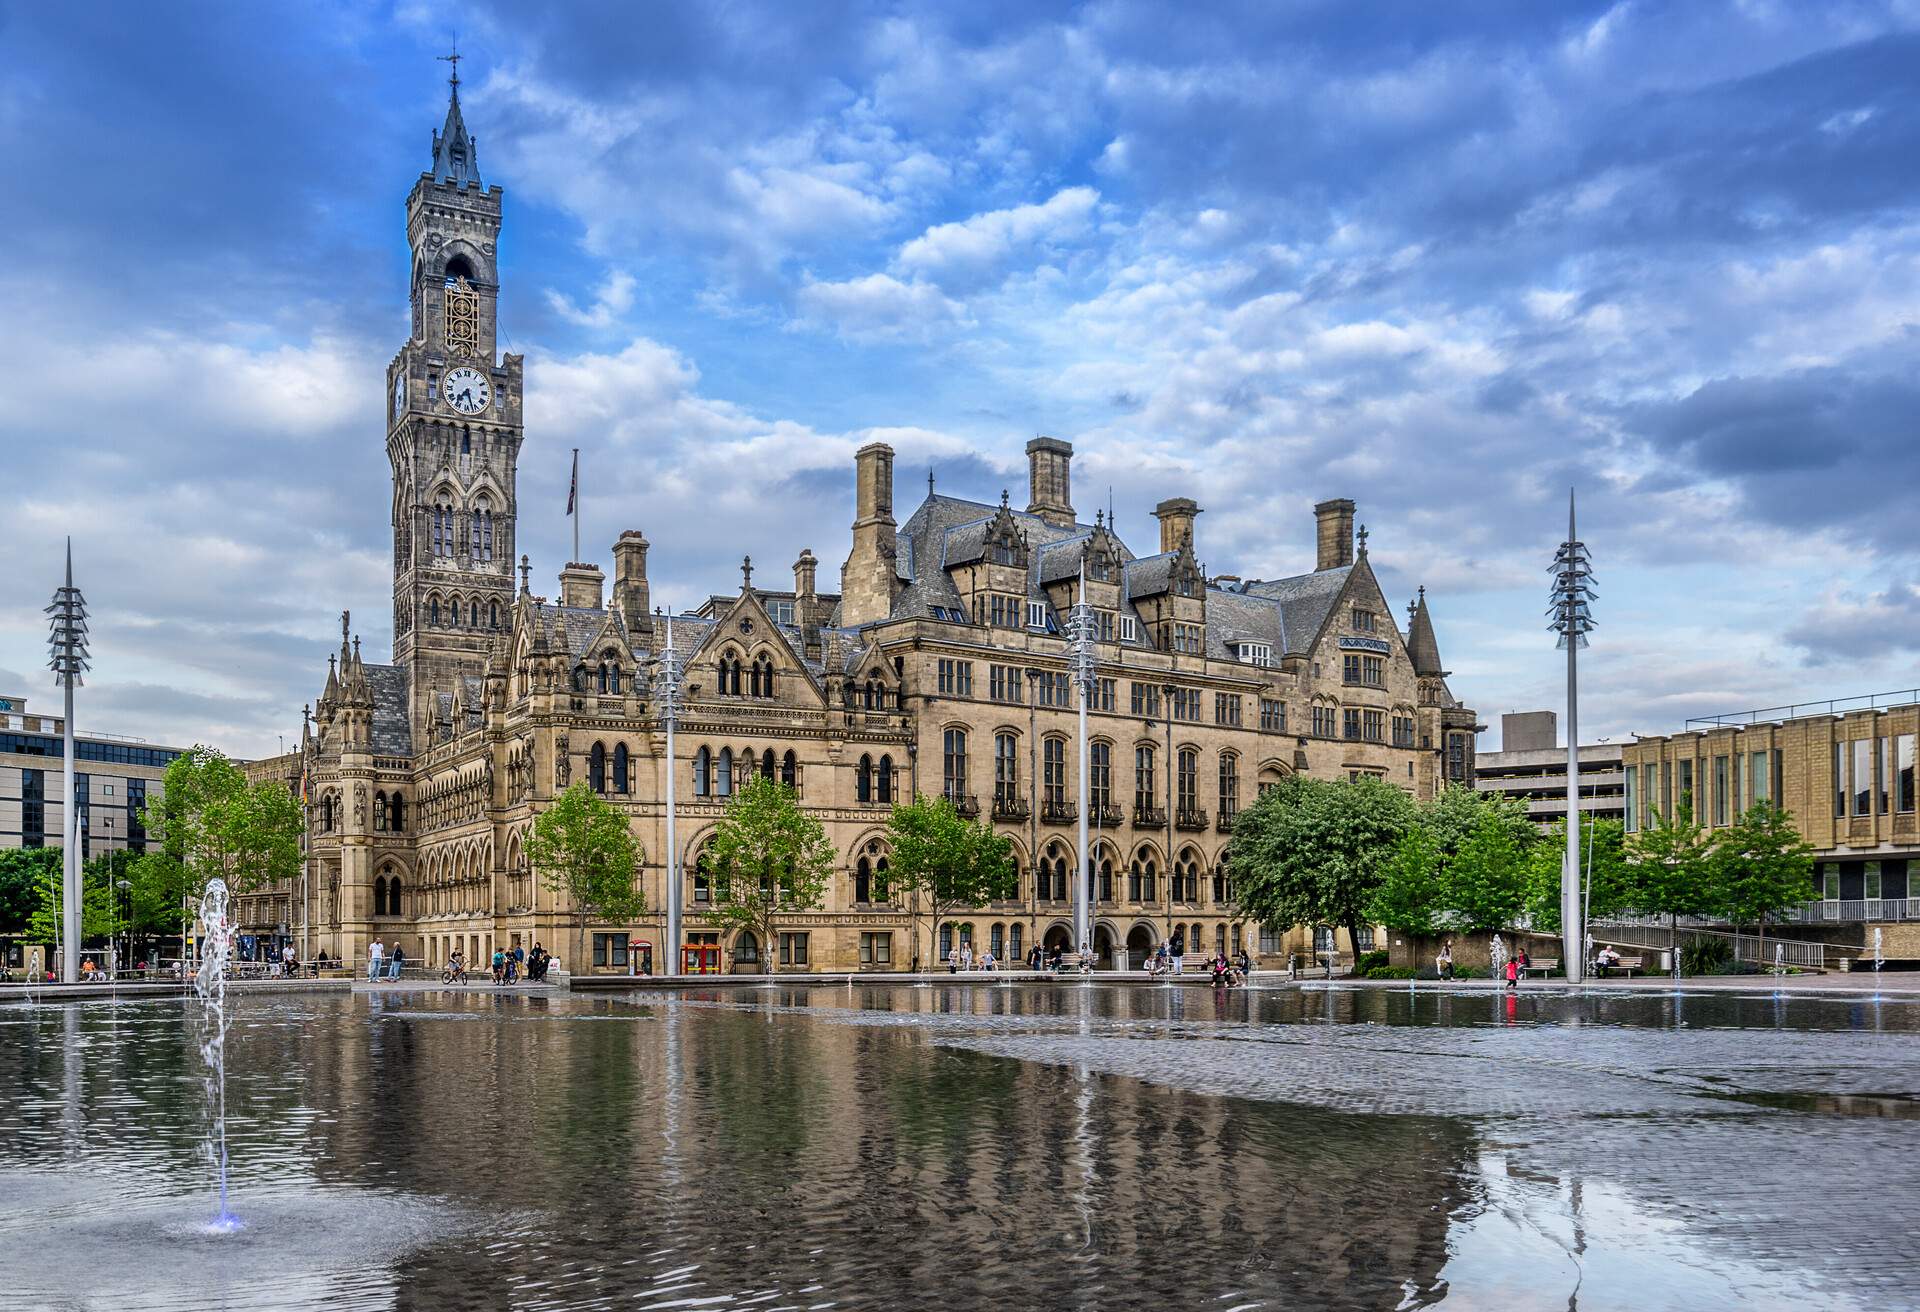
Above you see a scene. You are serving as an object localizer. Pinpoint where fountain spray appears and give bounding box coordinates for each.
[195,878,241,1232]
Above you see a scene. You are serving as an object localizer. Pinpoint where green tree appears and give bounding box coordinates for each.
[525,780,646,974]
[1626,800,1717,975]
[1228,774,1415,969]
[26,852,125,947]
[1711,803,1815,965]
[1524,818,1631,933]
[131,745,303,957]
[704,776,835,973]
[886,793,1018,968]
[0,848,58,938]
[1370,787,1537,936]
[1447,812,1532,932]
[1370,823,1445,937]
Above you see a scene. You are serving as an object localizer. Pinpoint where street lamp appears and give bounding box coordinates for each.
[654,606,683,976]
[1548,490,1596,983]
[45,538,90,984]
[1067,552,1097,961]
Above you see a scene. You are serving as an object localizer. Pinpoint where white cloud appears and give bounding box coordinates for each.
[545,270,636,329]
[895,186,1100,288]
[794,272,967,339]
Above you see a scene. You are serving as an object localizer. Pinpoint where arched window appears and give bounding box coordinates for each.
[488,600,499,629]
[589,742,607,794]
[855,856,873,904]
[388,875,403,918]
[613,743,629,793]
[856,754,873,804]
[995,733,1019,804]
[692,846,714,903]
[1177,748,1198,813]
[877,755,893,804]
[433,497,454,557]
[1218,752,1239,819]
[608,662,621,695]
[716,748,734,797]
[429,596,441,626]
[1090,742,1112,813]
[781,751,798,788]
[752,654,774,698]
[1174,849,1202,903]
[1043,737,1066,809]
[468,596,480,629]
[990,923,1005,958]
[942,729,968,802]
[450,599,462,627]
[1135,744,1156,813]
[1039,840,1068,902]
[391,794,406,831]
[1093,843,1114,901]
[1130,849,1157,902]
[374,875,388,915]
[939,922,955,959]
[693,746,711,796]
[1009,923,1024,960]
[321,793,334,831]
[373,793,388,832]
[760,748,776,781]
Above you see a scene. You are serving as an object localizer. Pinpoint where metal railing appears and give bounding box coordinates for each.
[1686,687,1920,729]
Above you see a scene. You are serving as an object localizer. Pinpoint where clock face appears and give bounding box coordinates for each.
[444,367,491,415]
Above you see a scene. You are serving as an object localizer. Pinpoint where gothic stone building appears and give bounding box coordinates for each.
[279,83,1480,975]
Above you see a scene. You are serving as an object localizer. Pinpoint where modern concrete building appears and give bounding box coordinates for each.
[1622,687,1920,959]
[1475,710,1624,828]
[0,694,186,857]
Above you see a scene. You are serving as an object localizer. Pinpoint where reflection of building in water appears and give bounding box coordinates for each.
[263,67,1479,978]
[298,990,1467,1307]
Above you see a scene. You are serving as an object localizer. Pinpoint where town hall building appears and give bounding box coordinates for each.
[259,77,1480,975]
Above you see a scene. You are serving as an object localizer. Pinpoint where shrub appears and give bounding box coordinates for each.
[1363,964,1416,979]
[1681,937,1733,976]
[1355,949,1389,973]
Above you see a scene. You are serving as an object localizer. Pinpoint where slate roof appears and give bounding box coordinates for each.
[1406,592,1446,676]
[1201,587,1288,661]
[1240,565,1354,656]
[365,664,412,757]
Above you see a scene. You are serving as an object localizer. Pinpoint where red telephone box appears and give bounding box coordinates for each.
[682,944,720,974]
[628,940,652,976]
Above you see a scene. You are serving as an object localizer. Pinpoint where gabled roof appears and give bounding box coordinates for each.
[430,82,482,187]
[1240,566,1353,656]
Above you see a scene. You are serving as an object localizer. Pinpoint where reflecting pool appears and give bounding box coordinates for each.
[2,983,1916,1310]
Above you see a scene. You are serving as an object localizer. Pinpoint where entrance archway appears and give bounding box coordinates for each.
[1043,922,1074,958]
[731,930,761,974]
[1092,924,1118,971]
[1125,923,1156,971]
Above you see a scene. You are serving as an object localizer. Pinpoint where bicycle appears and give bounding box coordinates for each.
[441,962,468,985]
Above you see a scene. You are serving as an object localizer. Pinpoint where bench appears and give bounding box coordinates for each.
[1594,955,1644,978]
[1521,958,1559,978]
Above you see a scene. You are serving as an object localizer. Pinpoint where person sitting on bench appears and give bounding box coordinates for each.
[1595,944,1622,977]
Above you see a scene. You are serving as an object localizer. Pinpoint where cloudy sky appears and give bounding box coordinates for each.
[4,0,1918,759]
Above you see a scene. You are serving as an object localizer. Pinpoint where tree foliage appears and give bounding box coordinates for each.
[886,793,1018,966]
[703,776,835,973]
[1370,786,1537,934]
[1524,818,1631,933]
[1229,774,1416,960]
[0,847,58,938]
[1712,803,1816,953]
[526,780,646,971]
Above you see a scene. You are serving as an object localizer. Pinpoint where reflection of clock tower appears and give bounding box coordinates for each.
[385,62,523,739]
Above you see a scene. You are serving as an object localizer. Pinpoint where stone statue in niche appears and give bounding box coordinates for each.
[555,733,570,789]
[353,784,367,829]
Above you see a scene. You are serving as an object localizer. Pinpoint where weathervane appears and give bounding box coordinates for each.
[438,38,461,92]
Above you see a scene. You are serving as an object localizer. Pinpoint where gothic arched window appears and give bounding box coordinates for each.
[856,754,873,804]
[613,742,629,793]
[488,601,499,629]
[877,754,894,804]
[995,733,1019,804]
[716,747,734,798]
[1177,748,1198,813]
[390,794,406,831]
[374,875,388,915]
[693,746,711,797]
[760,748,776,780]
[942,729,968,802]
[781,750,797,788]
[588,742,607,794]
[387,875,404,918]
[373,793,387,832]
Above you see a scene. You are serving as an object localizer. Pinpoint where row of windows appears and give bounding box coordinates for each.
[1342,654,1385,687]
[715,651,777,698]
[955,728,1243,816]
[0,734,183,768]
[317,789,407,833]
[1833,737,1919,822]
[427,594,502,630]
[430,498,498,561]
[690,746,801,797]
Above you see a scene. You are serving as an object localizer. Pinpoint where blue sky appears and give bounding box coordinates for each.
[4,0,1919,758]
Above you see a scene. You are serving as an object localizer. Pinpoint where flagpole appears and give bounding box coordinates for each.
[571,448,581,564]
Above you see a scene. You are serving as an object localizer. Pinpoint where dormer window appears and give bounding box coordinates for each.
[1120,616,1138,643]
[1237,642,1272,666]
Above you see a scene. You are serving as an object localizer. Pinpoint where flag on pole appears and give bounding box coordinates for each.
[566,449,578,515]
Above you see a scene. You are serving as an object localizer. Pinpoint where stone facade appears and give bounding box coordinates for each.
[265,84,1480,975]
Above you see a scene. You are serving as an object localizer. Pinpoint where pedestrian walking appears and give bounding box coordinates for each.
[388,942,405,980]
[1170,934,1185,976]
[1438,941,1454,981]
[367,939,385,982]
[1504,954,1520,990]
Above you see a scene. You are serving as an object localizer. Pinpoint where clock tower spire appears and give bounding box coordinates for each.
[386,61,523,740]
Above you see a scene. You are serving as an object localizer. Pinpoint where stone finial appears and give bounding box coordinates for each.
[1357,524,1369,558]
[519,554,532,593]
[741,555,753,589]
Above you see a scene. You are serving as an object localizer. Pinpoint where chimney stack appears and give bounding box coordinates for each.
[794,549,822,657]
[840,443,900,627]
[558,562,605,610]
[611,531,651,630]
[1314,498,1356,571]
[1153,497,1201,554]
[1026,436,1075,527]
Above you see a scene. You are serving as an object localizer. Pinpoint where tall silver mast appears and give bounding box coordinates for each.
[46,539,90,984]
[1548,490,1595,983]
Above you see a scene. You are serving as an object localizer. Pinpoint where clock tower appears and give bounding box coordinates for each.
[386,61,524,739]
